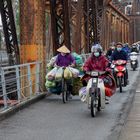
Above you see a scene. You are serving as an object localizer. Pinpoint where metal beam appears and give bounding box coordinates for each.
[0,0,19,65]
[50,0,71,55]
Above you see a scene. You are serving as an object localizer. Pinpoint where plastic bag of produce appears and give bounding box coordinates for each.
[69,67,79,78]
[64,67,73,79]
[46,67,57,81]
[45,80,56,88]
[47,82,62,94]
[55,67,63,80]
[72,52,83,66]
[79,86,87,102]
[47,55,57,68]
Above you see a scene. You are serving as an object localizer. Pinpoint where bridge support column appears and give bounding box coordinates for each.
[20,0,46,95]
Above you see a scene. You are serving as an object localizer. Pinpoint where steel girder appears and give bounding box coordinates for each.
[69,0,101,53]
[50,0,102,53]
[84,0,98,49]
[69,0,83,53]
[0,0,19,65]
[50,0,71,55]
[97,0,105,46]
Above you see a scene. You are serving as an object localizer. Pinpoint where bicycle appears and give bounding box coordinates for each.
[61,67,72,103]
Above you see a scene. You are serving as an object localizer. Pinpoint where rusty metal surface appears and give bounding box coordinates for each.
[49,0,71,55]
[129,0,140,43]
[20,0,46,90]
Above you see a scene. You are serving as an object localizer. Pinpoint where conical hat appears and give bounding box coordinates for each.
[57,45,70,53]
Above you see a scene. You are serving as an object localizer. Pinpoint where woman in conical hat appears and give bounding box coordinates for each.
[55,45,75,67]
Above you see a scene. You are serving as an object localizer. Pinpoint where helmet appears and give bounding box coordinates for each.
[91,44,102,53]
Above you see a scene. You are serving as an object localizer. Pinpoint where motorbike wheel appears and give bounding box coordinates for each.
[133,67,136,71]
[119,77,122,93]
[62,78,68,103]
[91,94,97,117]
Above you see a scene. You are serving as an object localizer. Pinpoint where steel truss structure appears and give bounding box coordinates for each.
[0,0,131,64]
[50,0,71,54]
[50,0,128,53]
[0,0,19,65]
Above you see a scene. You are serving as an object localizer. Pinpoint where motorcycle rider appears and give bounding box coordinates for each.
[131,44,139,53]
[111,42,129,84]
[130,44,139,70]
[82,44,116,104]
[106,44,115,60]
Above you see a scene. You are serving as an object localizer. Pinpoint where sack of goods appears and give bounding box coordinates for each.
[47,55,58,70]
[69,67,79,78]
[72,52,83,66]
[64,67,73,79]
[79,86,87,102]
[45,80,56,88]
[72,77,83,95]
[47,82,62,95]
[46,67,58,81]
[55,67,63,81]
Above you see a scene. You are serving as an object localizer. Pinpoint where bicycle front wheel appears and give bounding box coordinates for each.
[91,94,97,117]
[62,78,68,103]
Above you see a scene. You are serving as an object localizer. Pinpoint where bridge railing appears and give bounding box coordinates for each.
[0,61,42,112]
[0,53,91,113]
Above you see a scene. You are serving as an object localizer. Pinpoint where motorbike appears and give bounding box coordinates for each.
[130,52,138,71]
[113,60,127,93]
[83,71,106,117]
[79,70,116,117]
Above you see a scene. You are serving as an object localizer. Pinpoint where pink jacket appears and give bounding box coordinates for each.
[83,54,109,71]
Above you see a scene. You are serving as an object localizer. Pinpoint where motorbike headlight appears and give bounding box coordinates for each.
[92,78,97,83]
[132,61,136,64]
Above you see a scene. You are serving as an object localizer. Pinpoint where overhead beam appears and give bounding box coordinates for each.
[50,0,71,55]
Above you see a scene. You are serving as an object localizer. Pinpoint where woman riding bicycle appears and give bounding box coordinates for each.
[55,45,76,98]
[55,45,75,67]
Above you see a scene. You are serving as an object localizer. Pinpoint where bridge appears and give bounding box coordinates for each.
[0,0,140,140]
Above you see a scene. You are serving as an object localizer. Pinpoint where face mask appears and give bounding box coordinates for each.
[117,48,122,51]
[94,52,100,57]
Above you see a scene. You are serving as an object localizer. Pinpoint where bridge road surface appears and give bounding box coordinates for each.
[0,60,139,140]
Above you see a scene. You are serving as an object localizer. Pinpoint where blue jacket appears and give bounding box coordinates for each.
[122,46,130,54]
[111,49,128,61]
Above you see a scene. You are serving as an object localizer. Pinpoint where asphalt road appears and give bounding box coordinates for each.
[0,60,139,140]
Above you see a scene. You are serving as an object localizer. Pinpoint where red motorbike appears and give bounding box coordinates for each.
[113,60,127,93]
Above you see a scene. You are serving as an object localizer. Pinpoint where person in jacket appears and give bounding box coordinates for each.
[81,44,116,104]
[83,44,108,72]
[111,42,128,61]
[55,45,76,67]
[122,43,130,54]
[106,45,115,60]
[111,42,129,84]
